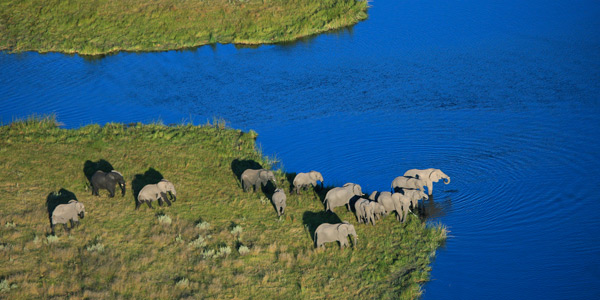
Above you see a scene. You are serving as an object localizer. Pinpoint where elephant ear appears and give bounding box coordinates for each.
[430,169,442,182]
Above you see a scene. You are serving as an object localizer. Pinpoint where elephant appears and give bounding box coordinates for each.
[391,193,412,223]
[400,189,429,210]
[323,183,362,212]
[391,176,427,193]
[292,171,324,194]
[136,179,177,209]
[354,198,375,225]
[314,222,358,249]
[370,191,411,223]
[369,201,386,220]
[241,169,276,193]
[50,200,85,235]
[91,170,126,197]
[369,191,394,214]
[403,168,450,195]
[271,188,287,217]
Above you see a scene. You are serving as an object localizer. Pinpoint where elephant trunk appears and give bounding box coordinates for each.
[444,177,451,184]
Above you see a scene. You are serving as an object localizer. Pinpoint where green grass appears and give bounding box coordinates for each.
[0,0,368,56]
[0,115,446,299]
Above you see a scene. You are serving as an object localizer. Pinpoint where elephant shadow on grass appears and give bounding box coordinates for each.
[45,188,78,231]
[230,159,262,181]
[83,159,114,185]
[131,168,164,206]
[302,211,343,245]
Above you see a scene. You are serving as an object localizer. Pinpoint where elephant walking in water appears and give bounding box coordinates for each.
[391,176,427,193]
[314,222,358,249]
[292,171,324,194]
[403,168,450,195]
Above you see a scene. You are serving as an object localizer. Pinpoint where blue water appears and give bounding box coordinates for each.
[2,0,600,298]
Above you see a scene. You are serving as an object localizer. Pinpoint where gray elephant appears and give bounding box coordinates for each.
[369,201,386,220]
[136,179,177,209]
[370,191,394,214]
[314,222,358,249]
[354,198,375,225]
[400,189,429,210]
[292,171,324,194]
[391,193,412,223]
[370,191,411,223]
[391,176,427,193]
[323,183,362,212]
[50,200,85,235]
[271,188,286,217]
[91,170,126,197]
[404,168,450,195]
[241,169,276,192]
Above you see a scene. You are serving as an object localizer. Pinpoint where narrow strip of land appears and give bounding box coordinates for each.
[0,0,368,55]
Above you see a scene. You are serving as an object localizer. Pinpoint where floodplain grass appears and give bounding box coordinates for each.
[0,0,369,56]
[0,116,446,299]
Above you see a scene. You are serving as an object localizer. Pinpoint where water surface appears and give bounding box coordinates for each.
[2,0,600,298]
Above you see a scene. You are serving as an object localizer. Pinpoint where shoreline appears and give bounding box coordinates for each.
[0,0,368,56]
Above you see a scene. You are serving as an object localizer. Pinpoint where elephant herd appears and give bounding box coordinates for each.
[48,161,450,251]
[241,167,450,249]
[48,168,177,235]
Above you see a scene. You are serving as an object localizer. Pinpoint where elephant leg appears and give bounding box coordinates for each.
[427,182,433,196]
[51,224,55,235]
[146,201,154,209]
[63,223,69,233]
[164,197,172,207]
[92,186,98,196]
[135,201,141,210]
[109,187,115,197]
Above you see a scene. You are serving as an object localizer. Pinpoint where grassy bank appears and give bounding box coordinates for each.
[0,116,445,299]
[0,0,368,56]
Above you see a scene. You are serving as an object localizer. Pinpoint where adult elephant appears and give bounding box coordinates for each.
[391,176,427,193]
[314,222,358,249]
[323,183,362,212]
[404,168,450,195]
[240,169,276,192]
[91,170,126,197]
[292,171,324,194]
[136,179,177,209]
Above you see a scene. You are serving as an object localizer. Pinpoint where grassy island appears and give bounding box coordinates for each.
[0,0,368,55]
[0,116,445,299]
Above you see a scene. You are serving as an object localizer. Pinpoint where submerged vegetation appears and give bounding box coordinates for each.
[0,116,445,299]
[0,0,368,55]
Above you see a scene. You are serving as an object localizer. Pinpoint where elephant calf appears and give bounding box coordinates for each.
[292,171,324,194]
[91,170,126,197]
[271,188,287,217]
[354,198,376,225]
[314,222,358,249]
[51,200,85,235]
[137,179,177,209]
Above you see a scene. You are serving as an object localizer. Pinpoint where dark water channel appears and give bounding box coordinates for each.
[2,0,600,298]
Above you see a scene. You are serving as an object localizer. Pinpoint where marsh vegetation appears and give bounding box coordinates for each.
[0,0,368,55]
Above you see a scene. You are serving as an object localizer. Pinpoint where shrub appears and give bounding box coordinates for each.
[238,245,250,255]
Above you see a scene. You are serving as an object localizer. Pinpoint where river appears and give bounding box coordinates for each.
[1,0,600,298]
